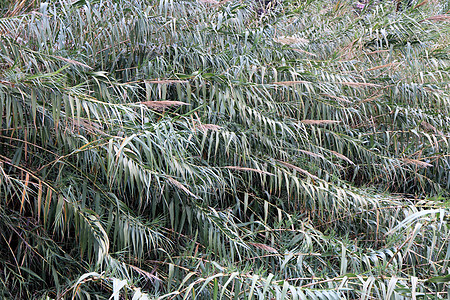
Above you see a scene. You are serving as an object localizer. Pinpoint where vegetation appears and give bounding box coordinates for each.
[0,0,449,298]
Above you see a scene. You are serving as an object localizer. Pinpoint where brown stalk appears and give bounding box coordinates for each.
[301,119,341,125]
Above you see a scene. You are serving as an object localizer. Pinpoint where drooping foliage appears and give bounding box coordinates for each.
[0,0,449,298]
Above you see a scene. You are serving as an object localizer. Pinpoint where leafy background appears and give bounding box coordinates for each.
[0,0,449,298]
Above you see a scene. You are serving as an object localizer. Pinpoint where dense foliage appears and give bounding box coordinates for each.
[1,0,449,298]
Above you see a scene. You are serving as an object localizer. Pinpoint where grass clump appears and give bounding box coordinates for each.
[0,0,449,298]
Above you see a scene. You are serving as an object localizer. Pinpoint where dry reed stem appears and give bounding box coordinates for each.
[330,150,355,165]
[358,93,383,104]
[145,80,189,84]
[273,36,309,45]
[299,149,325,160]
[167,177,198,198]
[248,242,278,253]
[196,124,222,132]
[365,50,390,55]
[365,62,399,72]
[53,56,92,69]
[301,119,341,125]
[339,81,381,88]
[273,81,311,86]
[422,14,450,22]
[320,93,352,103]
[414,0,429,9]
[198,0,219,3]
[140,101,190,111]
[292,48,317,56]
[401,158,432,168]
[71,118,106,135]
[224,166,274,176]
[277,160,319,180]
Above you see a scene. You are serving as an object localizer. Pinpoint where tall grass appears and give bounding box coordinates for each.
[0,0,449,298]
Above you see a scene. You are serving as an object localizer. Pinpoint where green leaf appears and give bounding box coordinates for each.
[427,275,450,283]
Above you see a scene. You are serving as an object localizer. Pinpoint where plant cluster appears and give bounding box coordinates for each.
[0,0,449,298]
